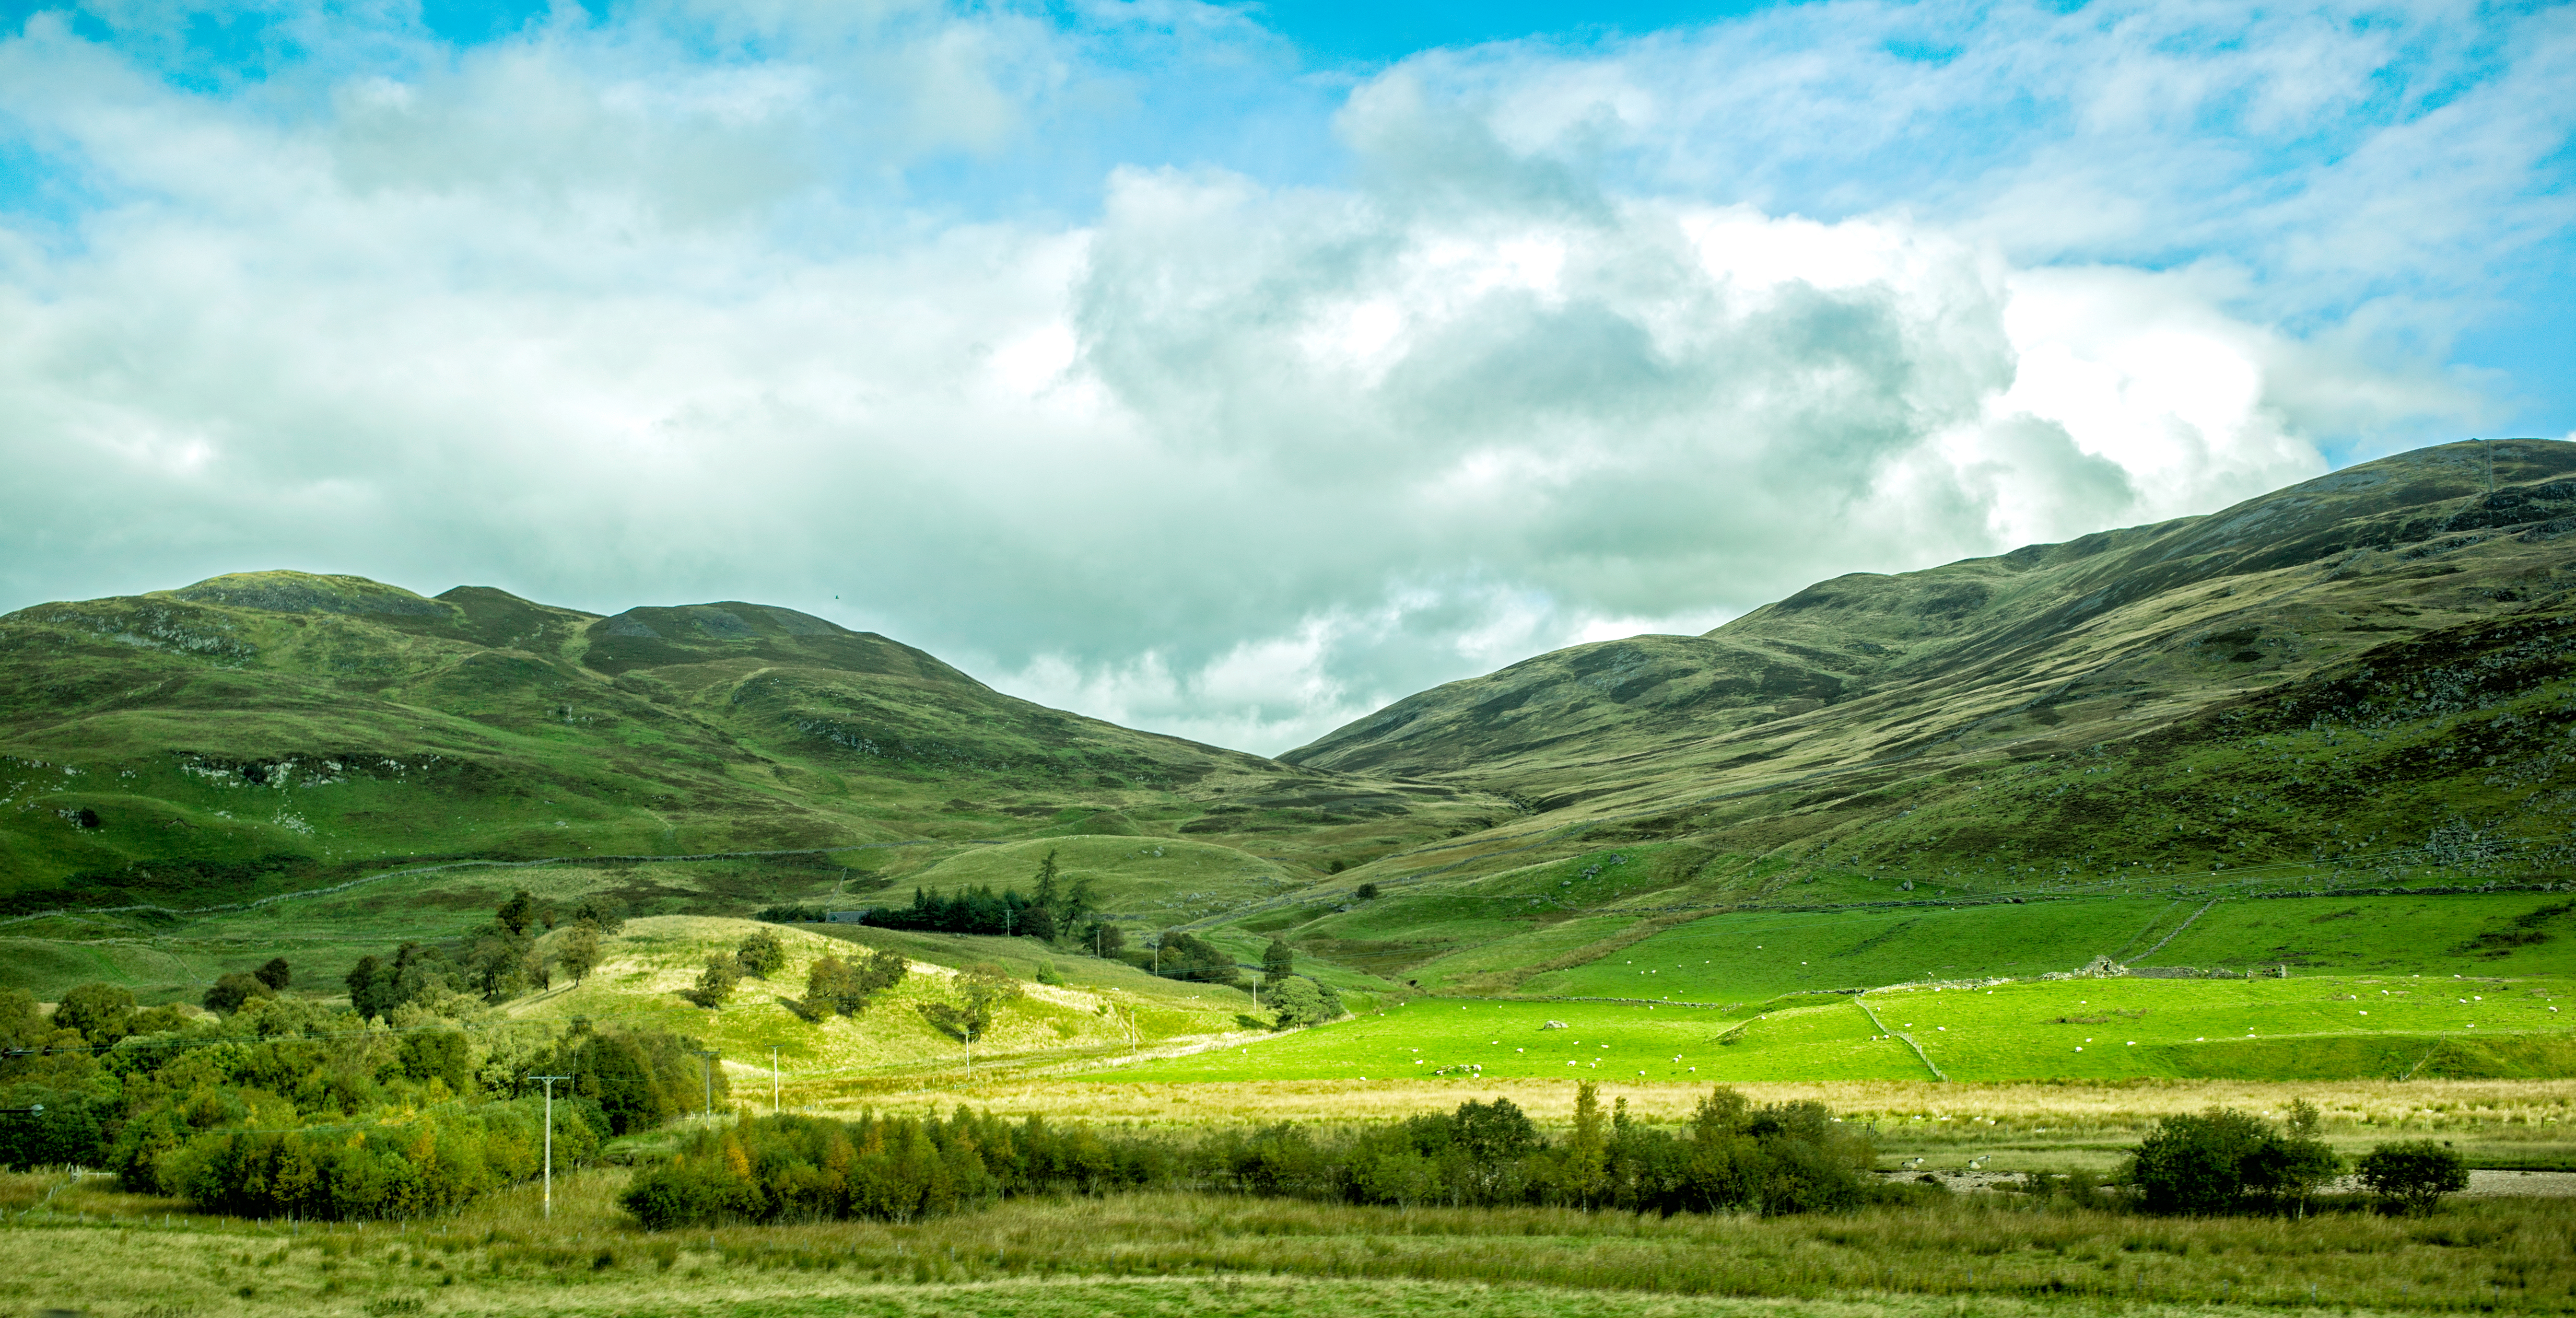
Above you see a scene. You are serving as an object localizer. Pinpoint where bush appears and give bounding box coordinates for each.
[2357,1141,2471,1215]
[254,957,293,991]
[805,948,907,1015]
[1353,882,1378,900]
[685,954,740,1008]
[1268,976,1343,1028]
[203,972,276,1015]
[2125,1107,2341,1215]
[735,930,787,980]
[53,982,136,1046]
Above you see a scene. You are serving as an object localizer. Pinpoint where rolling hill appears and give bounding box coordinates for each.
[0,572,1511,910]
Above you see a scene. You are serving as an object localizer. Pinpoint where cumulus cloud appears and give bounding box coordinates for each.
[0,0,2562,753]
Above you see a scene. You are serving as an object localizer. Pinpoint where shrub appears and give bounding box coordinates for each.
[203,972,276,1015]
[2125,1107,2342,1215]
[685,954,740,1008]
[254,957,293,991]
[735,930,787,980]
[52,982,136,1046]
[805,948,907,1015]
[1268,976,1343,1028]
[1353,882,1378,900]
[2357,1141,2471,1215]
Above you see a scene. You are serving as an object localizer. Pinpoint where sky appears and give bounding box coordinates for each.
[0,0,2569,756]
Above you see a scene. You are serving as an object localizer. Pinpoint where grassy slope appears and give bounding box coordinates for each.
[0,573,1512,909]
[1274,439,2576,898]
[1088,972,2576,1086]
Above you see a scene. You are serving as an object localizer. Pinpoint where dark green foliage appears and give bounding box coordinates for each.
[620,1085,1878,1231]
[2357,1140,2471,1215]
[1085,921,1126,958]
[495,889,538,936]
[804,948,908,1016]
[53,982,136,1045]
[1268,976,1342,1028]
[1353,881,1376,899]
[919,963,1019,1039]
[0,1089,108,1169]
[686,953,740,1007]
[538,1025,725,1135]
[755,905,828,922]
[572,897,629,934]
[2125,1107,2343,1215]
[1262,938,1295,982]
[254,957,293,991]
[203,971,275,1015]
[395,1031,474,1094]
[735,929,787,979]
[870,883,1066,937]
[1145,930,1241,985]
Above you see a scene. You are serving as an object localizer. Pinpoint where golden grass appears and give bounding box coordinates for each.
[827,1075,2576,1135]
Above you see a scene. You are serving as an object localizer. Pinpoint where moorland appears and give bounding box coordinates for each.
[4,437,2575,1316]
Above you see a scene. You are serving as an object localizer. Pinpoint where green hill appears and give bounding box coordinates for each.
[1276,438,2576,892]
[0,572,1510,910]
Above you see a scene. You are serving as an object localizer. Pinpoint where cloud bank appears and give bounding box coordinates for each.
[0,0,2565,753]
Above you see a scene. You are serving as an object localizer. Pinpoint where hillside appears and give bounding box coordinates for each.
[1279,439,2576,875]
[0,572,1510,909]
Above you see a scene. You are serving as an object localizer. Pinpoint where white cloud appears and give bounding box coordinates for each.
[0,0,2558,756]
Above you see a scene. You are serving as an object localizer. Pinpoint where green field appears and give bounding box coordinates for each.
[1510,891,2576,1003]
[1085,971,2576,1086]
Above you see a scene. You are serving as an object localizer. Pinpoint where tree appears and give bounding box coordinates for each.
[1267,976,1342,1028]
[573,897,628,934]
[691,953,740,1008]
[556,926,603,985]
[253,957,293,991]
[807,948,907,1016]
[52,983,135,1046]
[1261,939,1295,983]
[1031,850,1061,922]
[347,955,394,1020]
[1353,882,1379,900]
[495,889,538,936]
[1085,921,1126,958]
[920,963,1019,1040]
[736,929,787,980]
[2357,1141,2471,1216]
[203,972,275,1015]
[2126,1107,2338,1215]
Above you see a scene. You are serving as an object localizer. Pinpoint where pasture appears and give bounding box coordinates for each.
[1082,973,2576,1087]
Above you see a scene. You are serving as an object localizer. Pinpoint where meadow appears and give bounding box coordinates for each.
[10,1161,2576,1318]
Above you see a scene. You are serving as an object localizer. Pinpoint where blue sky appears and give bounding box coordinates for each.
[0,0,2568,752]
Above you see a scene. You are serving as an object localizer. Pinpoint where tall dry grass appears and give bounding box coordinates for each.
[9,1166,2575,1315]
[823,1076,2576,1136]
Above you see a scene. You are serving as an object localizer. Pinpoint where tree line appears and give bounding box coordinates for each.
[2,956,718,1221]
[621,1083,1910,1228]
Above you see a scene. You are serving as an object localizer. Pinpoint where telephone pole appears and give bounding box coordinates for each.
[529,1075,570,1218]
[694,1050,720,1119]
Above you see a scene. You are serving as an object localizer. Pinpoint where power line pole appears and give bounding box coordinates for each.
[694,1050,720,1120]
[528,1075,570,1219]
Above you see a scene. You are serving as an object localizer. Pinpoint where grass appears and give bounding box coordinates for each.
[10,1163,2576,1317]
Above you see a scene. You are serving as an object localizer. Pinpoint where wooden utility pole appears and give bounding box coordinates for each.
[529,1075,570,1218]
[694,1050,720,1118]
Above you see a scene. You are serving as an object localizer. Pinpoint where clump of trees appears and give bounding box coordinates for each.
[621,1084,1897,1229]
[1,981,715,1220]
[801,947,909,1018]
[2125,1102,2342,1215]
